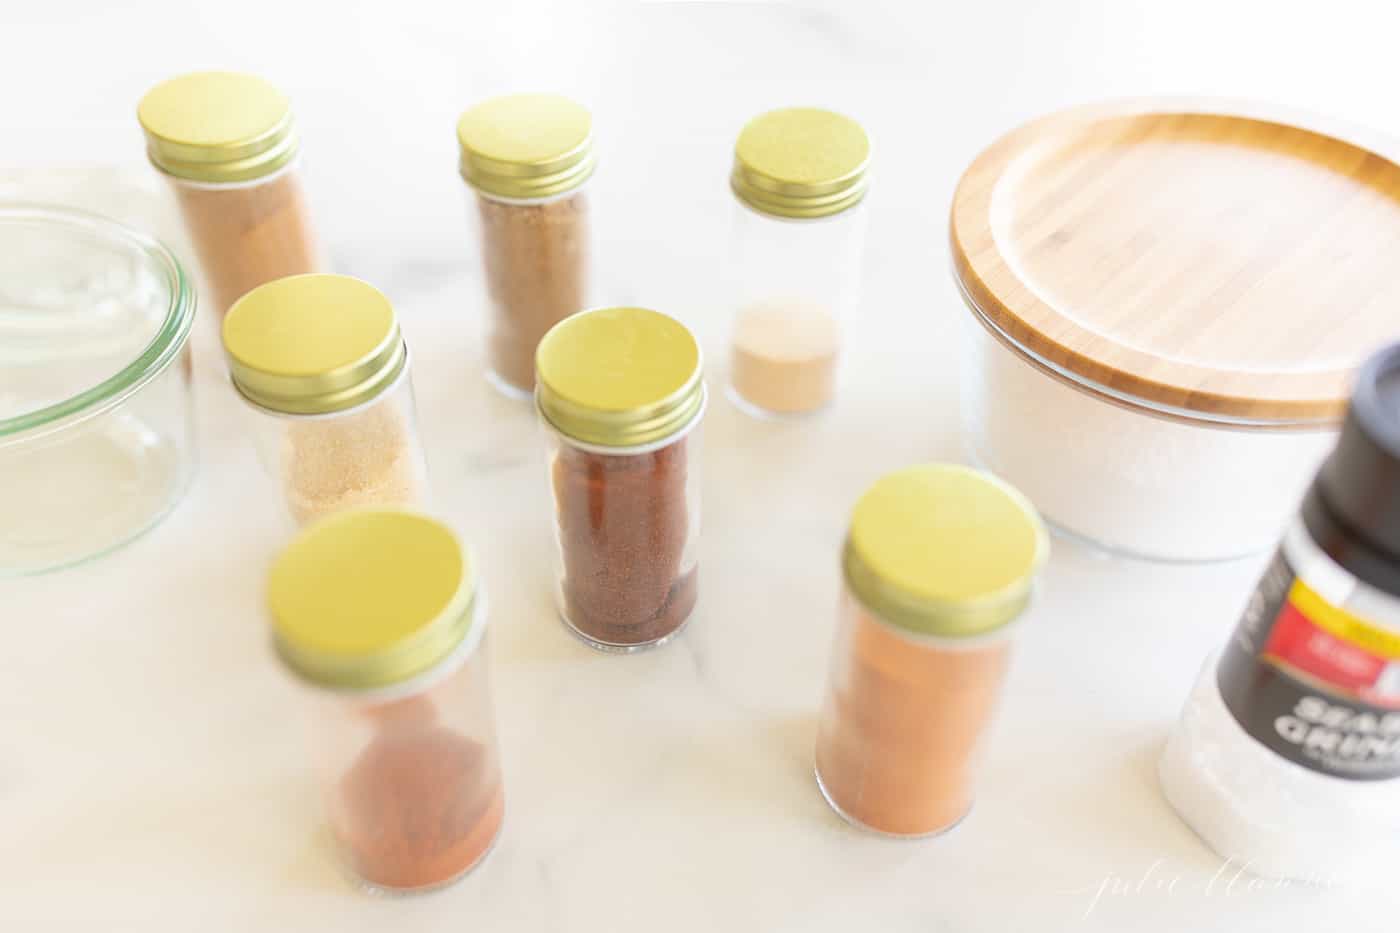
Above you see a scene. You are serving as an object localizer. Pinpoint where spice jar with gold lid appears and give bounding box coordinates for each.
[456,93,596,398]
[535,306,705,652]
[815,464,1048,837]
[268,508,506,892]
[728,107,870,418]
[222,274,429,528]
[137,71,326,317]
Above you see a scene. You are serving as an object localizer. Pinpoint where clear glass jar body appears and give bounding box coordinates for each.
[238,365,429,529]
[543,417,703,651]
[728,200,867,417]
[462,183,593,399]
[164,159,326,317]
[0,205,196,576]
[815,584,1014,837]
[1160,520,1400,883]
[960,314,1337,561]
[307,619,506,892]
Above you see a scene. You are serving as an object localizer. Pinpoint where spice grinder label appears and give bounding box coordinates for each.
[1217,550,1400,781]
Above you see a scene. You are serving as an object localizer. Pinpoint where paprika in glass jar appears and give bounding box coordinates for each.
[535,307,705,652]
[267,509,505,892]
[815,464,1047,836]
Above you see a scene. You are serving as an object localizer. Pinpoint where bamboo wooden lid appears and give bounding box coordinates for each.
[950,102,1400,426]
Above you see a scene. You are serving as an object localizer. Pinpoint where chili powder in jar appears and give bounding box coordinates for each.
[535,307,705,651]
[815,465,1047,837]
[267,509,505,892]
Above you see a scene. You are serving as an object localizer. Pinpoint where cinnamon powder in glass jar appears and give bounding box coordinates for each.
[138,71,325,316]
[815,464,1047,837]
[535,307,705,651]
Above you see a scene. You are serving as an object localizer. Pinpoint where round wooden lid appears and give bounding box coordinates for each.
[950,102,1400,426]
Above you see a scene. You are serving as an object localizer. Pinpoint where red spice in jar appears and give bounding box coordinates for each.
[552,435,697,646]
[337,725,505,890]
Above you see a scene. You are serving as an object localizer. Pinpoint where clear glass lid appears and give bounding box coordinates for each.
[0,204,193,438]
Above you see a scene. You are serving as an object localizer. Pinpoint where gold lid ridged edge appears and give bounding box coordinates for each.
[137,74,299,184]
[225,330,407,416]
[842,473,1049,638]
[459,142,596,200]
[537,374,706,448]
[534,308,705,448]
[730,107,871,219]
[270,511,479,691]
[730,164,869,219]
[455,94,597,200]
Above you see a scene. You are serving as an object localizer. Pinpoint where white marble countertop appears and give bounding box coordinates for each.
[5,1,1400,929]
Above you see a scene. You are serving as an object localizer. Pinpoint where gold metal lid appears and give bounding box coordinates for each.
[221,274,405,416]
[456,93,596,200]
[844,464,1048,638]
[268,509,477,690]
[137,71,298,184]
[535,307,704,448]
[732,107,871,219]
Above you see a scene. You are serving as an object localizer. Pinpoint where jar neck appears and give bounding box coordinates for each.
[1299,492,1400,605]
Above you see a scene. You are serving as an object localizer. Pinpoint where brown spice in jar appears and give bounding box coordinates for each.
[337,724,505,890]
[282,401,425,526]
[172,168,324,316]
[552,434,697,647]
[815,595,1010,836]
[476,190,589,393]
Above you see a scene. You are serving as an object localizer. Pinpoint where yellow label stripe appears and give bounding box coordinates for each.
[1289,579,1400,661]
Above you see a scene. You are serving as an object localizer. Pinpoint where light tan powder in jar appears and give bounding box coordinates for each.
[730,300,841,414]
[282,401,426,526]
[173,168,324,316]
[476,190,590,394]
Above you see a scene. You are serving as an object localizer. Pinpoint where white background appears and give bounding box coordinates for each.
[4,1,1400,929]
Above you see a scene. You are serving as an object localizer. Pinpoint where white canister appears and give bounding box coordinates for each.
[949,101,1400,562]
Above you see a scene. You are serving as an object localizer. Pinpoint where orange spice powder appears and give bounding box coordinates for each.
[815,592,1011,836]
[171,168,324,316]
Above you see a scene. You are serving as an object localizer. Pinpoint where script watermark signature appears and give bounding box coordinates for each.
[1066,857,1342,919]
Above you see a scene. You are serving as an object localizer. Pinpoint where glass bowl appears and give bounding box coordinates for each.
[0,204,196,575]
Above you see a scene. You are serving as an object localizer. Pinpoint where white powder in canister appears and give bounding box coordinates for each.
[730,300,841,415]
[1160,653,1400,885]
[960,321,1336,561]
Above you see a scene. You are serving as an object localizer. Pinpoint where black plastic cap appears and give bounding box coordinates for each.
[1313,343,1400,562]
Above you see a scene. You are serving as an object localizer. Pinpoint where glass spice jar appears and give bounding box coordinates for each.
[535,307,705,652]
[267,509,506,892]
[137,71,326,317]
[456,93,595,399]
[815,464,1047,837]
[221,274,429,528]
[728,107,870,418]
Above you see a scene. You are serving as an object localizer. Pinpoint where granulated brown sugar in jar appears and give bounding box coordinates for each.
[138,71,325,316]
[815,464,1047,837]
[457,94,595,397]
